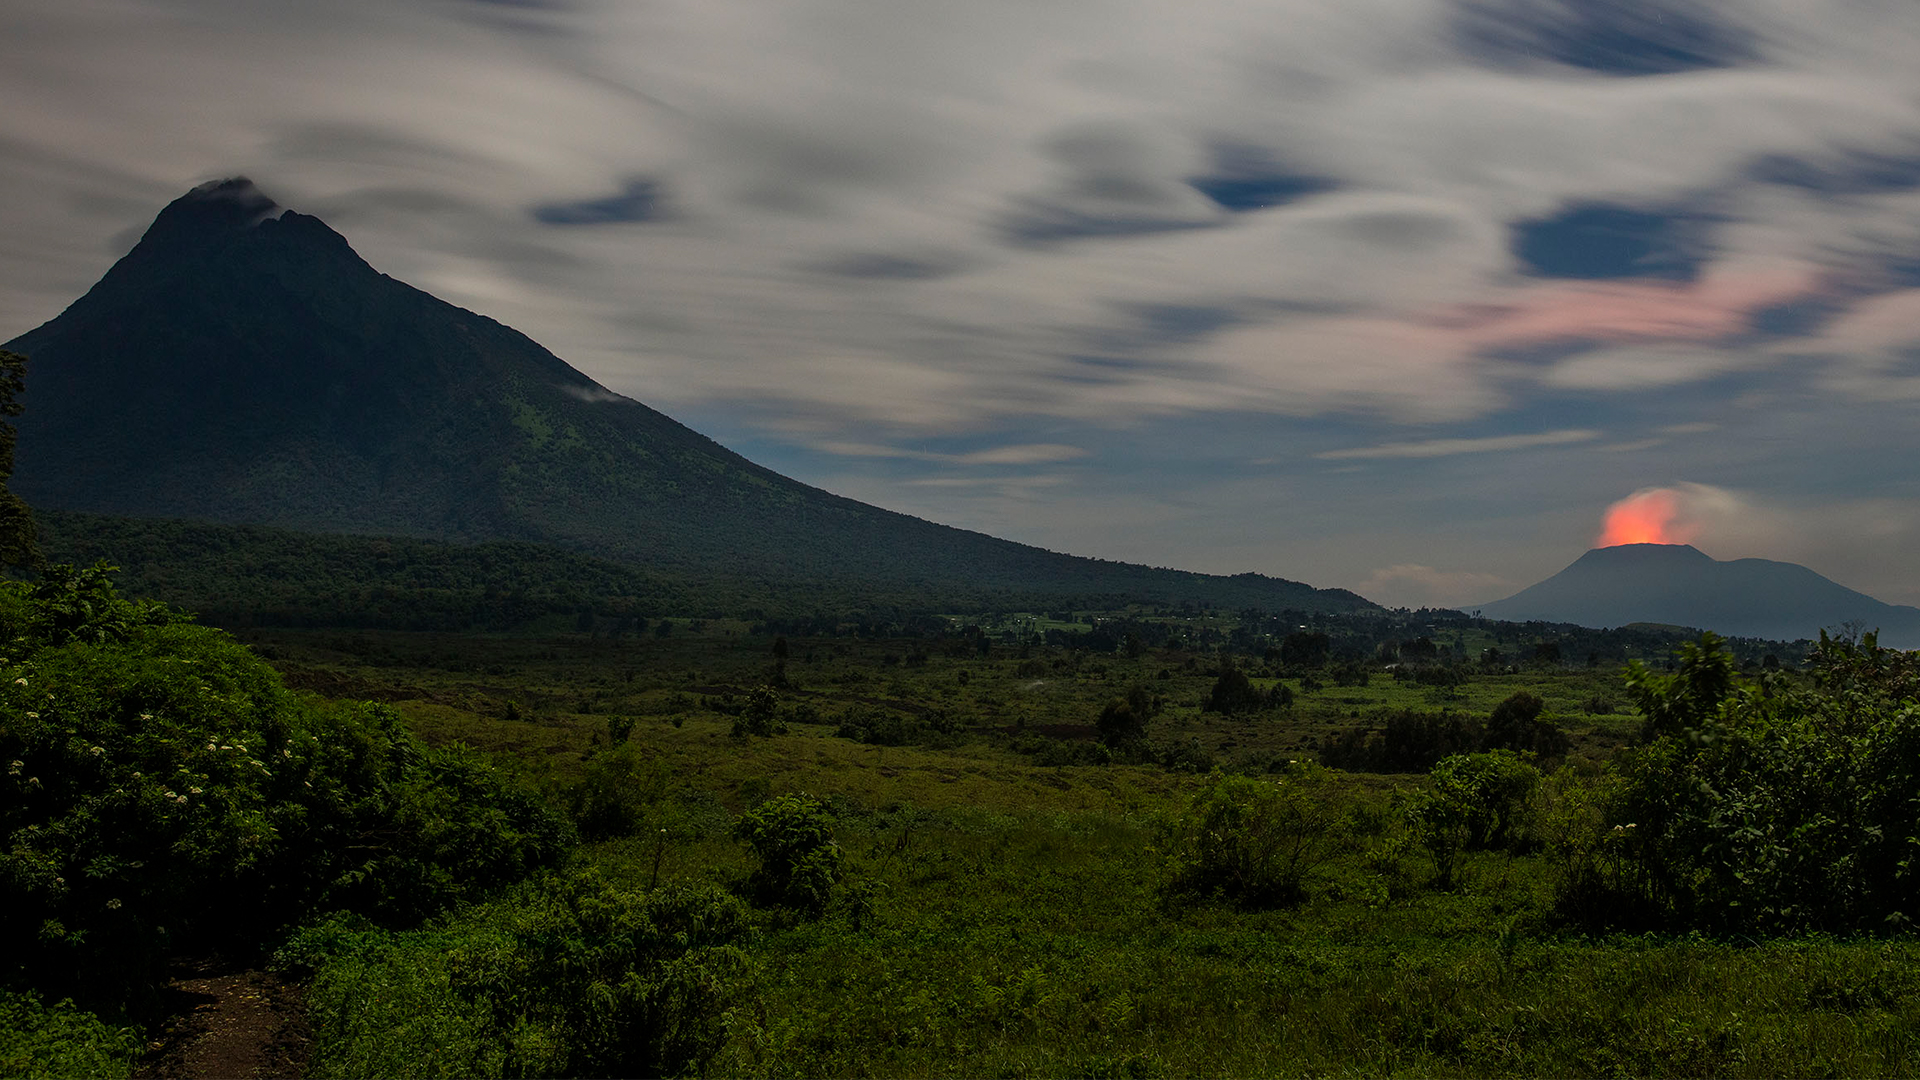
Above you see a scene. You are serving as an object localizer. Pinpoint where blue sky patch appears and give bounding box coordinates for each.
[1190,173,1335,212]
[1456,0,1755,77]
[1748,297,1845,339]
[531,179,661,225]
[1513,203,1710,281]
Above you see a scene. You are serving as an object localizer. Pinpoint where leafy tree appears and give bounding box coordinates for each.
[1399,636,1439,662]
[1485,691,1571,761]
[1558,631,1920,935]
[1201,656,1265,715]
[731,685,784,738]
[1096,685,1157,747]
[1278,631,1329,668]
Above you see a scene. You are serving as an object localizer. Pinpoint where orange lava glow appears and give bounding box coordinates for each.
[1597,488,1699,547]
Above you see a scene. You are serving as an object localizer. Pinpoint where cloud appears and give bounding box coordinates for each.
[957,443,1090,465]
[1316,429,1600,460]
[805,440,1087,466]
[1540,344,1754,391]
[7,0,1920,607]
[1594,481,1755,549]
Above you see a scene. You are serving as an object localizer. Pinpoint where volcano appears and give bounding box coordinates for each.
[3,178,1371,614]
[1477,543,1920,647]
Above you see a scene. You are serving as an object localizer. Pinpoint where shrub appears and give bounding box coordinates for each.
[0,991,141,1080]
[1408,751,1541,888]
[1201,658,1265,715]
[732,793,840,913]
[0,567,572,1012]
[835,705,928,746]
[1165,767,1338,907]
[303,873,752,1079]
[565,744,672,840]
[1158,738,1216,774]
[1018,736,1111,767]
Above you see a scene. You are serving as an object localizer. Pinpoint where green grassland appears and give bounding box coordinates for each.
[229,618,1913,1078]
[9,579,1912,1078]
[237,618,1644,780]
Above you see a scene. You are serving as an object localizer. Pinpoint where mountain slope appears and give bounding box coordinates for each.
[1477,543,1920,647]
[6,179,1371,614]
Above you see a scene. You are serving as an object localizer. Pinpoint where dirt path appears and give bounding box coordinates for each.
[134,963,311,1080]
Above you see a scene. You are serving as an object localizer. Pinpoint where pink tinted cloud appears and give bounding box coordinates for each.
[1436,264,1828,352]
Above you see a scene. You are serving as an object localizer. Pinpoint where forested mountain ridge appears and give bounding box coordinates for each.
[6,179,1372,615]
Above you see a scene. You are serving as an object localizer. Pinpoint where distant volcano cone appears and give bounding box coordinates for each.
[1477,543,1920,646]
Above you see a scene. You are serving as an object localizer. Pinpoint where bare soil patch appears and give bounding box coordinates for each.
[135,961,310,1080]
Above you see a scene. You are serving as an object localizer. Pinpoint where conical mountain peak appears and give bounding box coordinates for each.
[121,178,283,256]
[3,181,1375,614]
[173,176,283,225]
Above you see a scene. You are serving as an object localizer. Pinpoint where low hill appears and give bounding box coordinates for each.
[1477,543,1920,648]
[6,179,1372,616]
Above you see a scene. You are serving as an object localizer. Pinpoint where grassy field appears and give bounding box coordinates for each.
[220,617,1920,1078]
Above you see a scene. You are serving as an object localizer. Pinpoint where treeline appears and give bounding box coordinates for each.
[34,512,1383,628]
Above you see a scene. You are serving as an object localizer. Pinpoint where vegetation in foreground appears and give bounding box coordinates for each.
[5,565,1917,1077]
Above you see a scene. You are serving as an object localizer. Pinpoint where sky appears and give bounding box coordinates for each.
[5,0,1920,609]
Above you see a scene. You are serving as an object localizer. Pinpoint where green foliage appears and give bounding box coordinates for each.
[1165,767,1338,907]
[730,684,784,738]
[732,793,841,913]
[1096,685,1157,746]
[1434,751,1542,851]
[566,743,671,840]
[1560,631,1920,935]
[834,704,955,748]
[1484,690,1571,760]
[0,567,571,1012]
[0,562,184,654]
[1319,709,1482,773]
[0,990,140,1080]
[1200,657,1264,715]
[1408,751,1541,888]
[1625,630,1738,741]
[302,873,752,1079]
